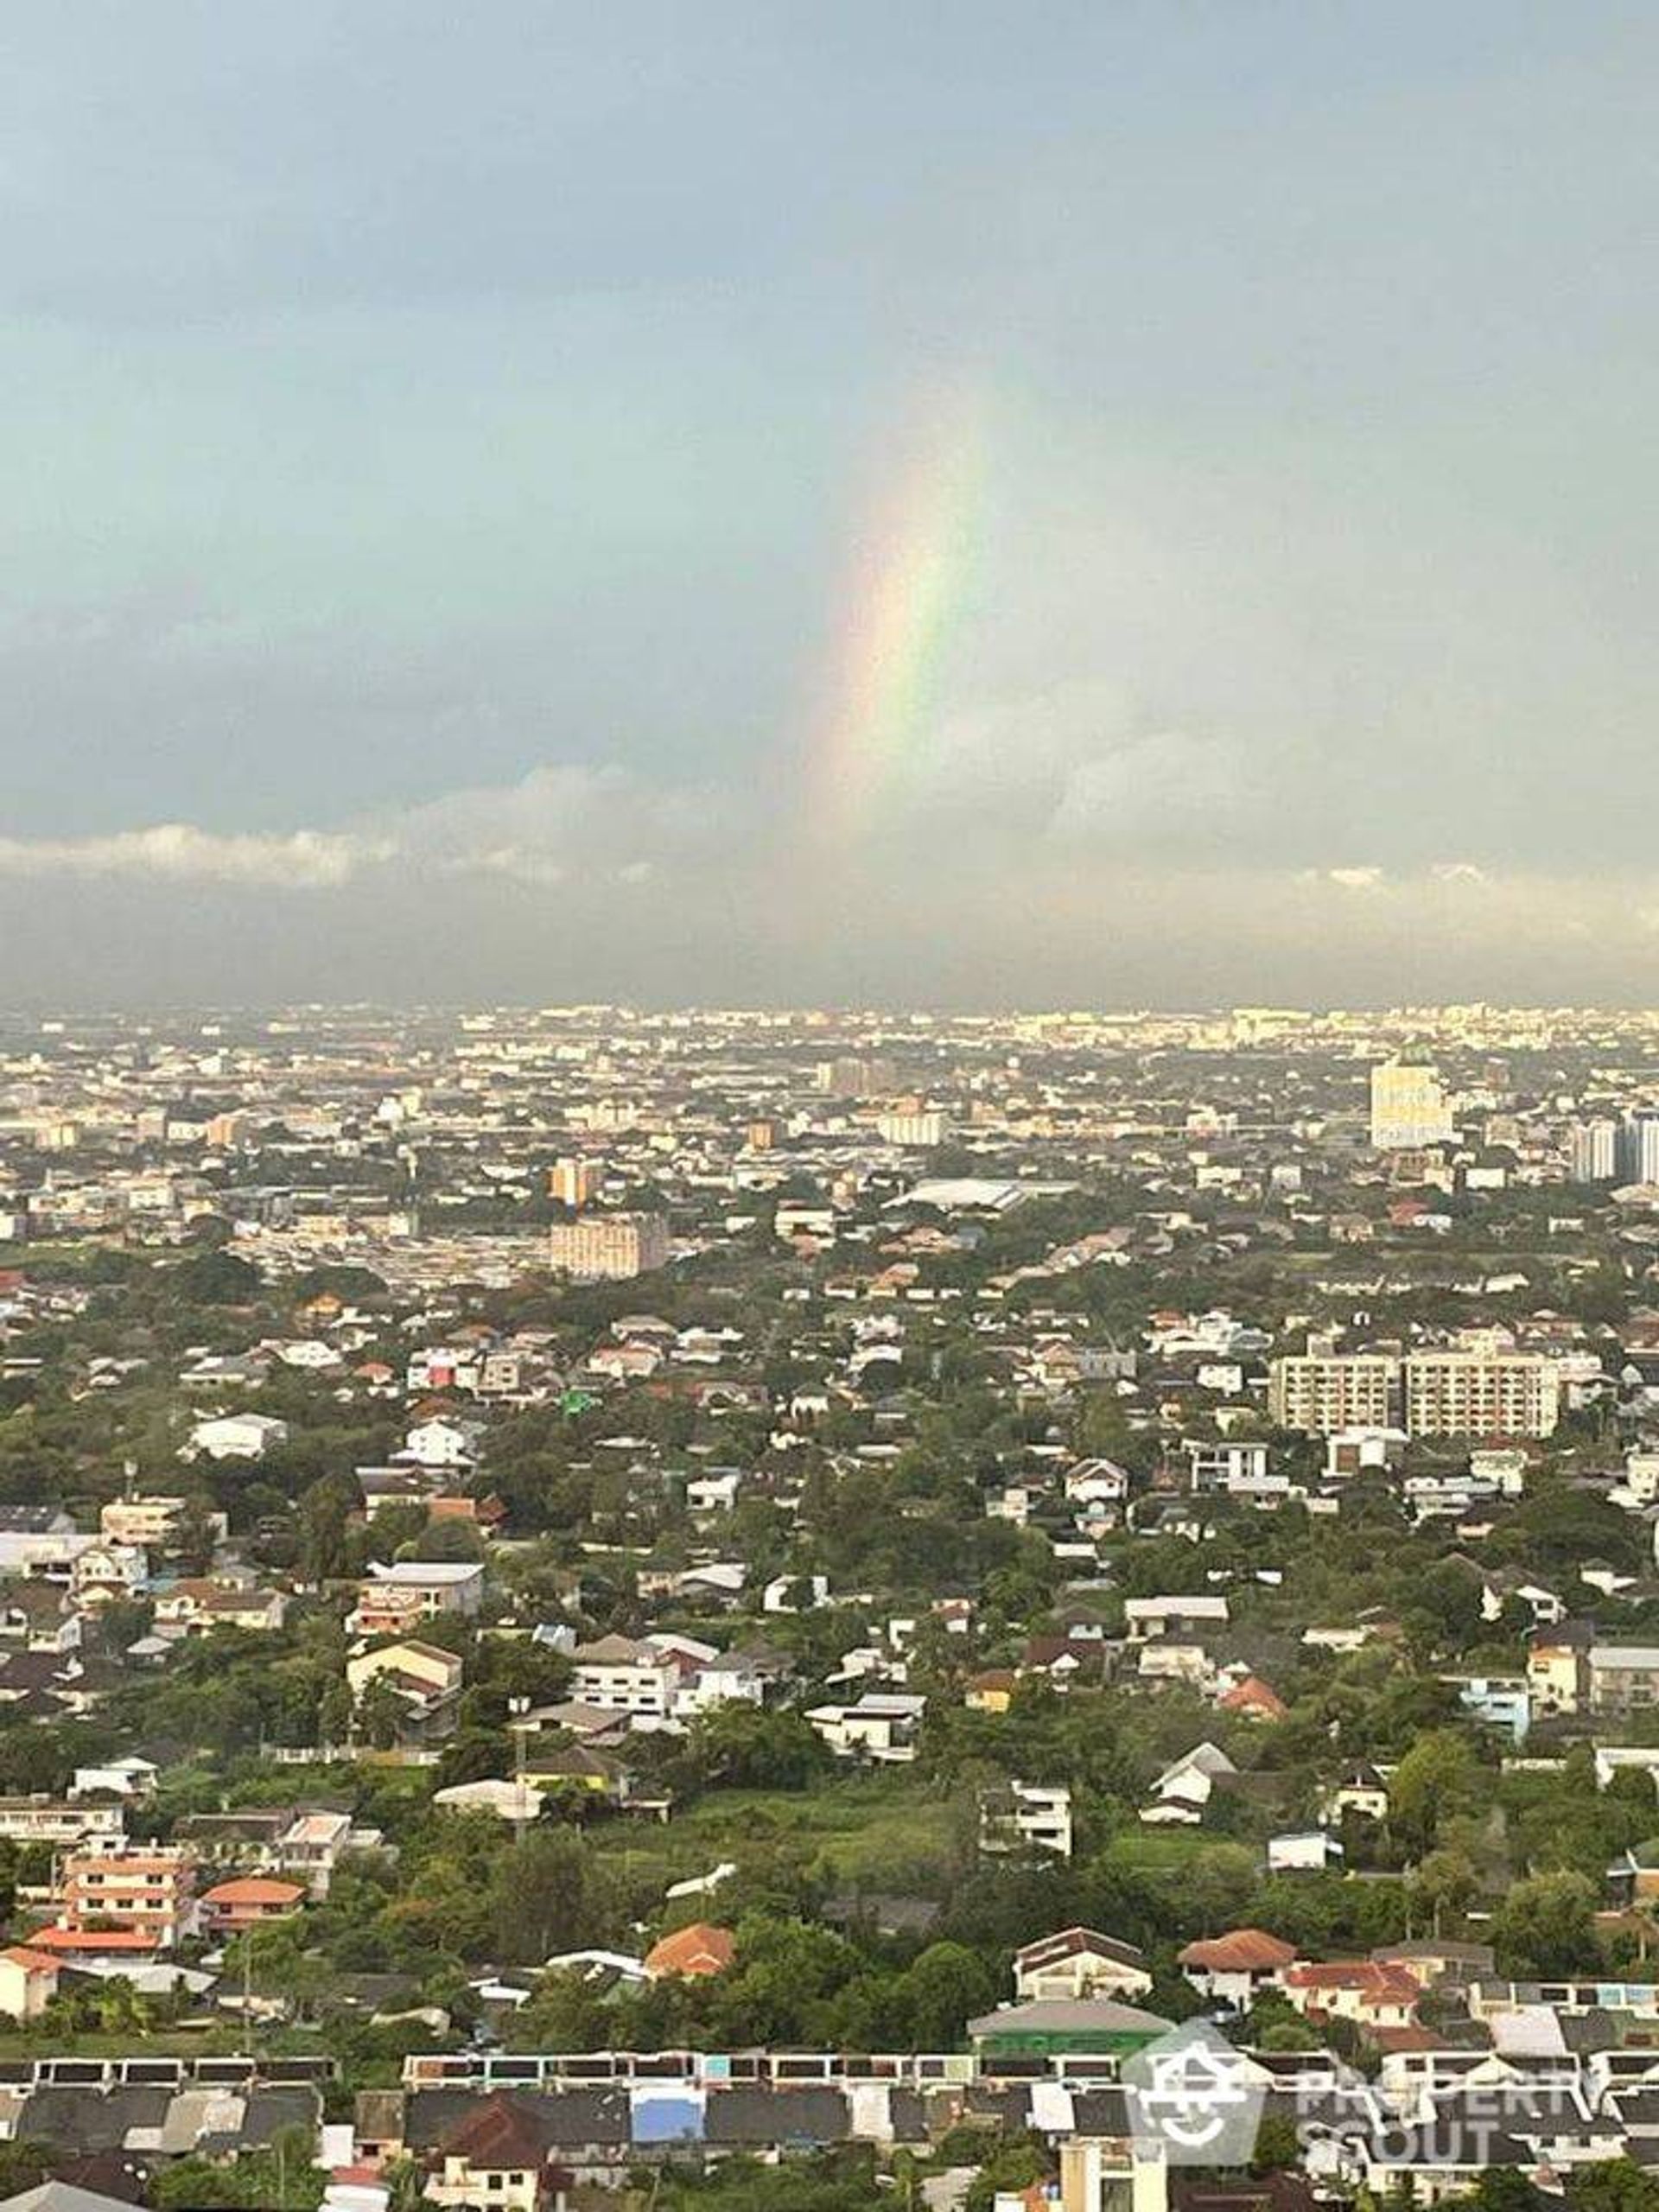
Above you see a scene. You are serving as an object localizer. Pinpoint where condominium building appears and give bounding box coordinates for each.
[816,1056,898,1098]
[1618,1115,1659,1187]
[547,1211,669,1281]
[1268,1355,1395,1435]
[547,1156,603,1208]
[1569,1118,1620,1184]
[874,1109,948,1147]
[1402,1353,1560,1440]
[1370,1059,1455,1150]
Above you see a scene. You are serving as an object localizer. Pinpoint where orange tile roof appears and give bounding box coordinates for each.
[0,1947,60,1975]
[201,1877,305,1906]
[644,1921,734,1979]
[1179,1928,1298,1973]
[29,1927,158,1953]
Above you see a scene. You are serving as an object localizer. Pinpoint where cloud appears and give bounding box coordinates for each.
[1304,864,1388,890]
[0,823,385,888]
[0,760,729,897]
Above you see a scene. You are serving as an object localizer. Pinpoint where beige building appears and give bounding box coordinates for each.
[1268,1355,1395,1435]
[547,1155,602,1207]
[548,1210,669,1281]
[59,1849,195,1950]
[101,1494,227,1550]
[1370,1058,1455,1150]
[1402,1353,1560,1439]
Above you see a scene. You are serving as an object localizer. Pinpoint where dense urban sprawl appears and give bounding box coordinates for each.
[0,1006,1657,2211]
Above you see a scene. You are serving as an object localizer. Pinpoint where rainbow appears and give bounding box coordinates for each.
[806,384,987,847]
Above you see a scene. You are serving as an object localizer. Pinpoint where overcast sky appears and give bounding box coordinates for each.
[2,2,1656,1008]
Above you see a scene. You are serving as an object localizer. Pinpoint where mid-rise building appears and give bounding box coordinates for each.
[1618,1115,1659,1186]
[816,1056,898,1098]
[875,1109,948,1147]
[547,1156,602,1208]
[547,1211,669,1281]
[1569,1118,1620,1184]
[1370,1059,1455,1150]
[1402,1353,1560,1439]
[1268,1355,1395,1435]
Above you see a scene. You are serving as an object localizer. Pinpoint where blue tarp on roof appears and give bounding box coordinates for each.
[630,2088,706,2144]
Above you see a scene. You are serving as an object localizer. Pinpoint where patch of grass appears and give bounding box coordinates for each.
[589,1773,962,1895]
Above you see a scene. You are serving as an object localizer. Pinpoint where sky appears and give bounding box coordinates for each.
[2,1,1658,1008]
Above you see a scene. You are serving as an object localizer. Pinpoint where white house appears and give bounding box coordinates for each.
[188,1413,289,1462]
[805,1692,926,1764]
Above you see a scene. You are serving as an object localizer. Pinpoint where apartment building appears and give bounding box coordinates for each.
[547,1211,670,1282]
[1402,1353,1560,1439]
[59,1848,195,1950]
[1370,1059,1455,1149]
[547,1156,603,1208]
[1268,1356,1395,1434]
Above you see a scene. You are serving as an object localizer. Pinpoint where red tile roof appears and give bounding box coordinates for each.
[1179,1929,1298,1973]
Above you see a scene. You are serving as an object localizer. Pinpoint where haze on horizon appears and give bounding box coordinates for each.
[2,3,1657,1011]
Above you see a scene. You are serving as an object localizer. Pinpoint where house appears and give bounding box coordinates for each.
[1124,1595,1230,1641]
[1527,1628,1588,1716]
[70,1757,158,1803]
[1589,1646,1659,1716]
[403,1417,485,1469]
[1449,1671,1531,1744]
[187,1413,289,1462]
[965,1669,1017,1713]
[0,1798,125,1848]
[349,1561,485,1635]
[1268,1830,1345,1874]
[153,1580,287,1635]
[644,1922,734,1980]
[0,1945,60,2021]
[1185,1440,1271,1493]
[1014,1928,1154,2002]
[1283,1960,1420,2031]
[0,1584,81,1655]
[805,1693,926,1764]
[979,1781,1074,1860]
[1144,1742,1238,1824]
[967,1997,1173,2061]
[346,1640,464,1744]
[434,1779,547,1823]
[199,1876,306,1935]
[1179,1929,1300,2010]
[429,2092,568,2212]
[69,1543,148,1606]
[1322,1763,1389,1825]
[569,1636,678,1720]
[347,1638,465,1703]
[1220,1675,1287,1723]
[56,1847,195,1951]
